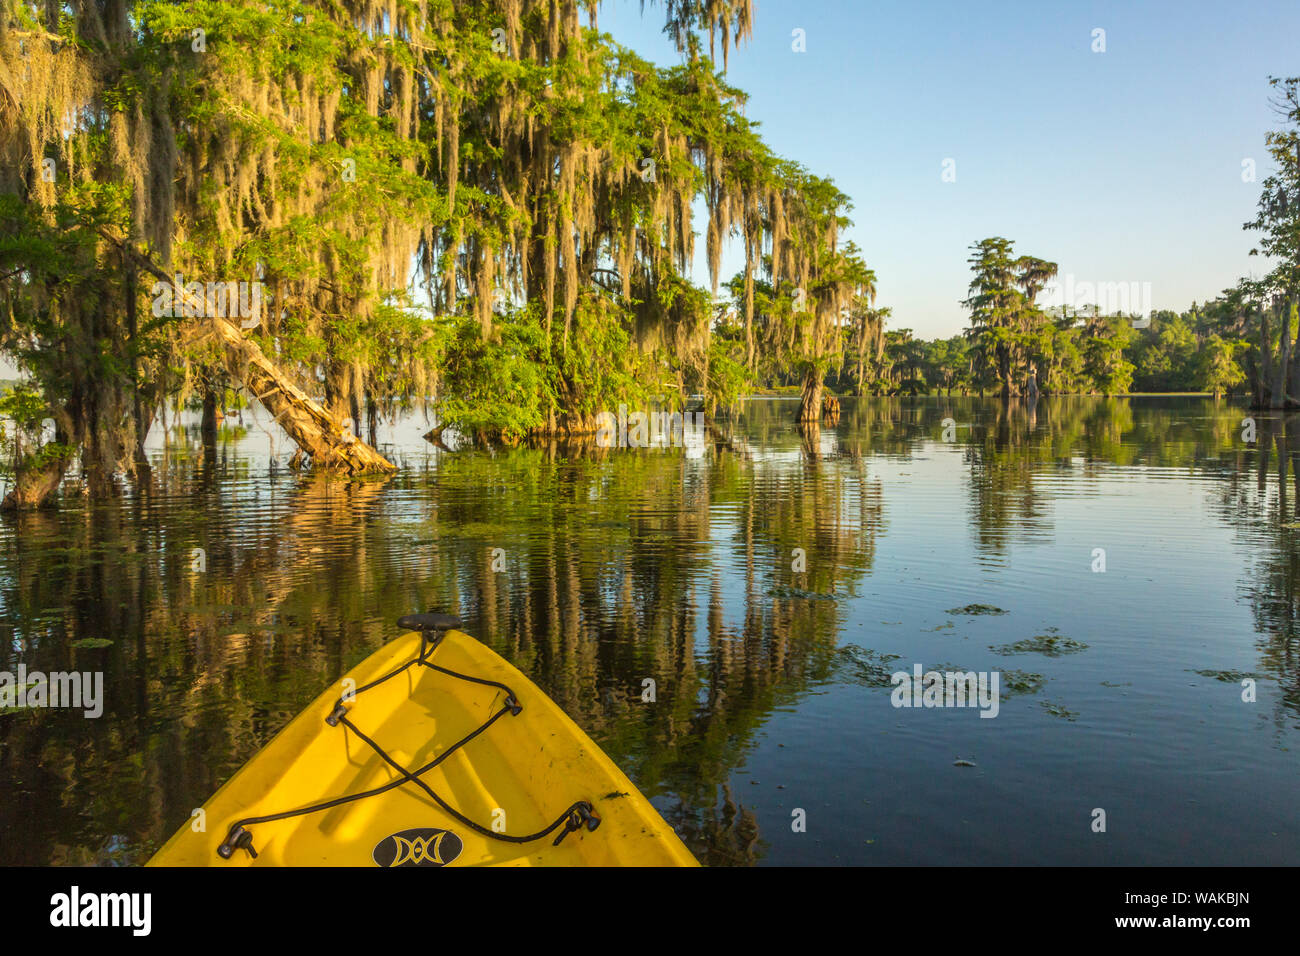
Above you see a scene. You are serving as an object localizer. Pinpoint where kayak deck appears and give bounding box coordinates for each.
[148,629,697,866]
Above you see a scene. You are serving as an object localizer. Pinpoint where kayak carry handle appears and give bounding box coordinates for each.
[400,612,463,661]
[397,612,463,634]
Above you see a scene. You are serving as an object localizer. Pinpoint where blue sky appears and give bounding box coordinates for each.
[600,0,1300,338]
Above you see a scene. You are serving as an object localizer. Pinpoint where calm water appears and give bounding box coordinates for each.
[2,396,1298,866]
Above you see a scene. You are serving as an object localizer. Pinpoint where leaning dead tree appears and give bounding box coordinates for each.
[209,319,395,473]
[123,245,395,475]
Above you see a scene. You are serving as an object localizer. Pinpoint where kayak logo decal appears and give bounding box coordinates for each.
[373,828,463,867]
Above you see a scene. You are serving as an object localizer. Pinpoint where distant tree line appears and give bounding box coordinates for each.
[786,75,1298,403]
[809,299,1257,399]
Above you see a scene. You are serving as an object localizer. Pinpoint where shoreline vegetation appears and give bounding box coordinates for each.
[0,2,1297,510]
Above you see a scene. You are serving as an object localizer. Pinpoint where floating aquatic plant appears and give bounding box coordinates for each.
[1190,669,1261,682]
[991,635,1088,657]
[834,645,902,687]
[1040,700,1078,721]
[945,604,1008,616]
[999,670,1047,698]
[770,586,837,602]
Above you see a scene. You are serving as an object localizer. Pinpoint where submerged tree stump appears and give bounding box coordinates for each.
[0,456,69,511]
[821,394,841,423]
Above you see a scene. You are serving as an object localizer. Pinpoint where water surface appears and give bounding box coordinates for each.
[1,396,1297,865]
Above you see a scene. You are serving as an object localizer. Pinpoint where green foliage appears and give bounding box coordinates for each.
[1082,318,1136,395]
[706,334,753,413]
[1194,335,1246,397]
[0,383,72,477]
[0,383,46,431]
[3,0,870,469]
[1244,76,1300,299]
[434,296,655,440]
[433,308,554,441]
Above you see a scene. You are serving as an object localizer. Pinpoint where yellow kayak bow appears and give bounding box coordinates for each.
[148,614,698,867]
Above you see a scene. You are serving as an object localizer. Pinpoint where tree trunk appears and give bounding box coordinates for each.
[798,366,823,422]
[66,382,122,499]
[856,333,865,396]
[1271,298,1291,408]
[1259,306,1273,406]
[201,388,219,447]
[324,358,348,418]
[1290,298,1300,404]
[132,404,154,481]
[125,265,153,485]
